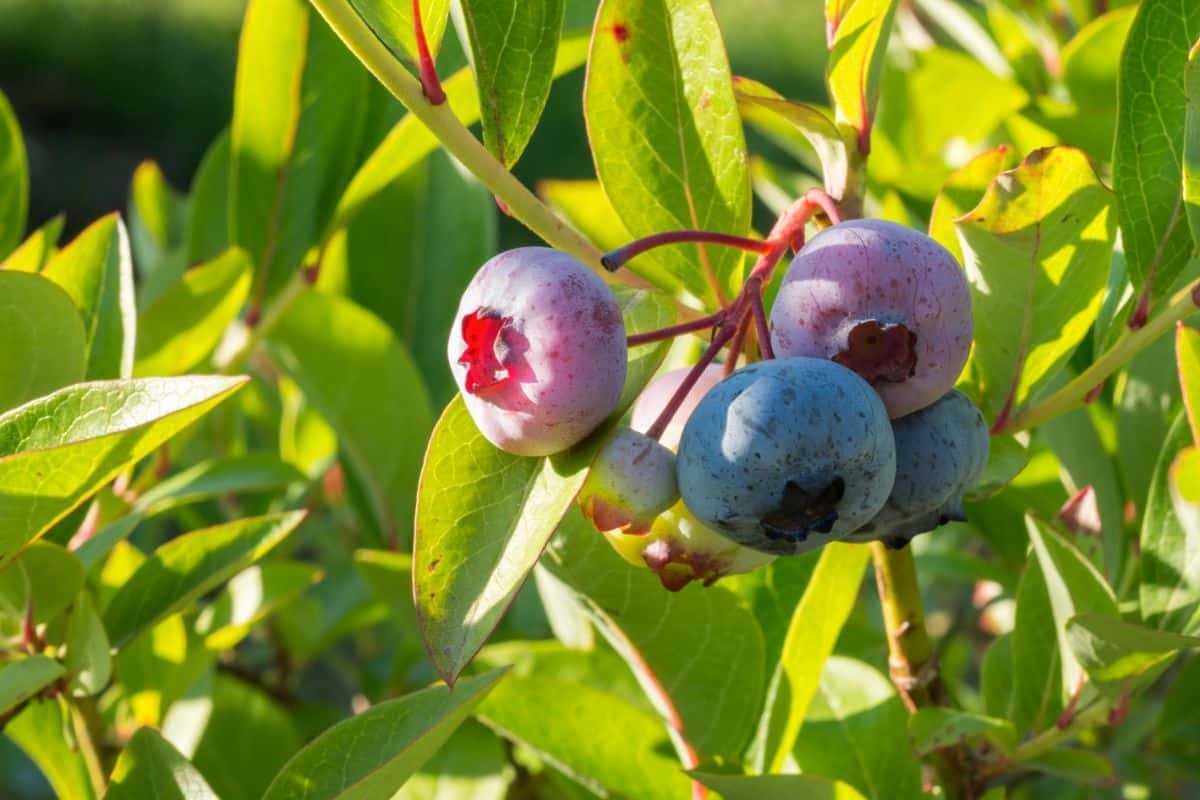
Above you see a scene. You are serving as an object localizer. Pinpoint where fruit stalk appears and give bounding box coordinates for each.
[872,542,976,799]
[411,0,446,104]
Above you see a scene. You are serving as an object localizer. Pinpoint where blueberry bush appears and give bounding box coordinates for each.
[1,0,1199,798]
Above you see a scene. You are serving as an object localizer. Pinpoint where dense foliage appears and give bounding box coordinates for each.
[0,0,1199,798]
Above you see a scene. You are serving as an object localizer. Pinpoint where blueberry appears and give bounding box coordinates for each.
[579,427,679,534]
[844,389,989,548]
[676,357,896,556]
[447,247,627,456]
[769,219,972,418]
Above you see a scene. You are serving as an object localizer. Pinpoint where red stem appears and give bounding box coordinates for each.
[723,311,753,377]
[646,321,739,441]
[412,0,446,105]
[627,312,723,346]
[602,230,773,272]
[749,287,774,359]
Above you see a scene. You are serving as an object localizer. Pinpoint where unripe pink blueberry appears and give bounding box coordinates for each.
[630,364,725,450]
[579,427,679,534]
[447,248,627,456]
[604,501,776,591]
[769,219,972,418]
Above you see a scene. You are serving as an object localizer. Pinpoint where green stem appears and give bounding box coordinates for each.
[1009,701,1110,765]
[1001,278,1200,433]
[871,543,976,800]
[310,0,616,277]
[70,699,107,797]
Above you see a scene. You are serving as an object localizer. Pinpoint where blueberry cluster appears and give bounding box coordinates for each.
[448,220,989,591]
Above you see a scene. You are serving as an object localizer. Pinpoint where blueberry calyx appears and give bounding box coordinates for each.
[832,320,917,384]
[760,478,845,542]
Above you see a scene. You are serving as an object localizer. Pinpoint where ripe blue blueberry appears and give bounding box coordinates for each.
[676,357,896,555]
[844,389,990,548]
[448,247,627,456]
[579,427,679,534]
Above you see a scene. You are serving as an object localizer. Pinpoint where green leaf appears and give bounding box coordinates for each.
[231,0,371,303]
[133,453,308,517]
[134,248,252,376]
[0,376,246,567]
[929,146,1017,263]
[195,561,322,650]
[0,214,64,273]
[0,88,27,259]
[967,433,1030,500]
[128,160,188,307]
[908,707,1016,757]
[186,674,305,800]
[353,549,420,644]
[872,48,1029,200]
[186,130,232,266]
[733,76,848,199]
[395,720,514,800]
[102,512,304,648]
[106,727,218,800]
[1022,747,1116,785]
[542,508,766,762]
[458,0,564,168]
[0,542,86,624]
[268,290,434,543]
[0,656,64,716]
[1027,515,1119,703]
[113,614,200,728]
[263,668,506,800]
[689,772,865,800]
[1117,328,1183,504]
[64,590,111,697]
[477,674,692,800]
[1180,324,1200,445]
[1113,0,1200,300]
[1065,612,1199,696]
[7,699,96,800]
[981,633,1014,720]
[1141,414,1200,633]
[329,33,587,240]
[826,0,898,143]
[1186,40,1200,250]
[42,215,137,380]
[584,0,751,306]
[955,147,1116,426]
[791,656,922,800]
[414,287,674,684]
[0,271,86,413]
[1058,7,1136,158]
[763,543,871,772]
[320,149,496,405]
[348,0,450,62]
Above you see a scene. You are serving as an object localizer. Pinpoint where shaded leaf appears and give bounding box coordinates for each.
[1026,515,1119,703]
[1114,0,1200,301]
[395,720,514,800]
[1179,323,1200,444]
[543,508,766,763]
[186,130,232,266]
[133,453,308,517]
[0,656,63,717]
[6,699,96,800]
[106,727,218,800]
[263,668,506,800]
[103,511,306,647]
[955,147,1116,426]
[0,376,246,567]
[0,88,27,259]
[909,707,1016,757]
[195,561,321,650]
[585,0,751,305]
[459,0,564,168]
[792,656,922,800]
[1023,747,1116,785]
[65,590,111,697]
[414,287,673,684]
[1141,414,1200,633]
[0,271,86,413]
[231,0,371,303]
[128,160,188,307]
[1066,612,1199,696]
[477,673,691,800]
[0,543,85,625]
[268,290,434,542]
[42,215,137,380]
[1187,38,1200,249]
[134,248,252,376]
[330,33,588,241]
[762,543,870,772]
[689,772,864,800]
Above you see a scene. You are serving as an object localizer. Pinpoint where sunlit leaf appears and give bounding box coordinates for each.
[0,271,86,413]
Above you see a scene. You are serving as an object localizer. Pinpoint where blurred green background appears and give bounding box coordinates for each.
[0,0,825,241]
